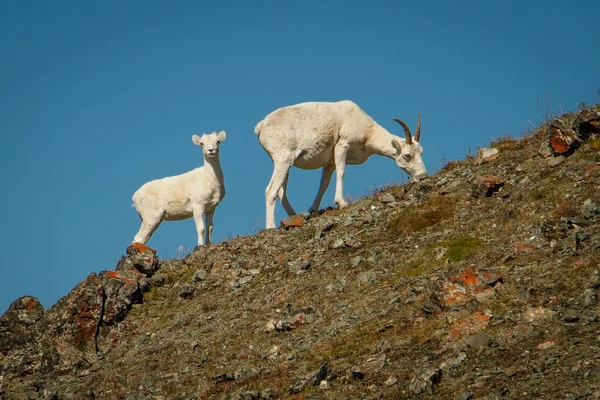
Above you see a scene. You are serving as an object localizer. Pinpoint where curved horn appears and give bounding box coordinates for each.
[393,118,412,145]
[415,114,421,142]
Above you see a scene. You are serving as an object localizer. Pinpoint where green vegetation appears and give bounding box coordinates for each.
[445,235,482,263]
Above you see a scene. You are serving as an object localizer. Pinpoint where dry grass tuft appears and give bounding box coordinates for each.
[490,134,523,152]
[388,196,456,234]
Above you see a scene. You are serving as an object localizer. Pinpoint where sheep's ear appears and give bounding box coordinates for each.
[391,140,402,152]
[192,134,203,146]
[217,131,226,142]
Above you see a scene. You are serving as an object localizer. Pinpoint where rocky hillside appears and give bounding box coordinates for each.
[1,105,600,399]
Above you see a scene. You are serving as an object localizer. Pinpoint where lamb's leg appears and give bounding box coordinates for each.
[265,161,292,229]
[133,215,162,244]
[333,141,350,208]
[193,208,206,246]
[277,174,297,217]
[309,164,335,214]
[205,210,215,245]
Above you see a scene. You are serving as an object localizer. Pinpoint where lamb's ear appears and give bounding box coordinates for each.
[192,134,203,146]
[217,130,226,142]
[391,140,402,152]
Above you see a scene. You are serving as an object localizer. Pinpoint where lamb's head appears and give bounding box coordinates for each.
[192,131,226,159]
[391,115,428,181]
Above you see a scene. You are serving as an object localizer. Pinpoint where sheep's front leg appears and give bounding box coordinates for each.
[205,210,215,245]
[309,164,335,214]
[193,208,206,246]
[333,142,350,208]
[133,215,162,244]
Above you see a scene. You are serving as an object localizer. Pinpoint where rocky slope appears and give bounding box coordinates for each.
[1,105,600,399]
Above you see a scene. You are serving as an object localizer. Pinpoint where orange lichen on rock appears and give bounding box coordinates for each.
[447,311,491,340]
[280,215,304,229]
[441,267,503,307]
[105,270,137,284]
[130,242,156,254]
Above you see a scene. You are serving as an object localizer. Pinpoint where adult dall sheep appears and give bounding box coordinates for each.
[132,131,226,246]
[255,101,427,229]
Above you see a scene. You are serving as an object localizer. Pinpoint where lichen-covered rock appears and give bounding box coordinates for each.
[549,117,578,154]
[280,215,304,229]
[45,273,105,347]
[99,270,144,325]
[0,296,44,354]
[574,108,600,139]
[116,243,160,276]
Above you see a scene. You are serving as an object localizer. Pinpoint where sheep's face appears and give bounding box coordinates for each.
[192,131,226,159]
[391,139,428,181]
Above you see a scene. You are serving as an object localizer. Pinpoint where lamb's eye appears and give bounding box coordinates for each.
[403,154,412,161]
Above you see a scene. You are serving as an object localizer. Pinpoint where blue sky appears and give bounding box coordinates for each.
[1,1,598,313]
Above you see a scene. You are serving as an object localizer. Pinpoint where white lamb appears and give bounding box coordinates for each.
[132,131,226,246]
[255,100,427,229]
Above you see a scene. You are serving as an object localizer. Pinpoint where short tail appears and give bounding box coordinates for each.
[254,120,263,135]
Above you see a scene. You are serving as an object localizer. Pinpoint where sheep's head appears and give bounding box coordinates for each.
[192,131,226,159]
[391,115,428,181]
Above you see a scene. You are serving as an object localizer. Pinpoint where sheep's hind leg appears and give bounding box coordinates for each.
[133,216,162,244]
[265,161,293,229]
[309,164,335,214]
[277,174,297,217]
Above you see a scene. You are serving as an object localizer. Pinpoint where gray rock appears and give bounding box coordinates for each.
[344,237,363,249]
[178,285,196,299]
[315,218,337,233]
[248,269,261,276]
[239,276,254,285]
[192,269,208,281]
[582,288,597,307]
[383,375,398,387]
[332,239,346,249]
[379,193,396,203]
[546,156,566,167]
[409,367,442,395]
[289,259,311,273]
[445,352,467,369]
[454,391,474,400]
[519,176,533,186]
[538,140,554,158]
[357,270,376,284]
[466,332,490,348]
[581,199,598,219]
[351,256,362,268]
[290,363,332,394]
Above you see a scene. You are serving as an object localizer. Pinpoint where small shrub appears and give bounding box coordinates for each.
[530,186,547,201]
[589,136,600,151]
[446,236,481,263]
[551,200,580,219]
